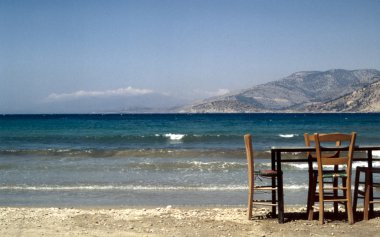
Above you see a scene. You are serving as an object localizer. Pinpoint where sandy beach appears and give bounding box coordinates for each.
[1,206,379,237]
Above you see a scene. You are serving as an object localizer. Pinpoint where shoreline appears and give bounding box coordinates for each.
[1,206,379,237]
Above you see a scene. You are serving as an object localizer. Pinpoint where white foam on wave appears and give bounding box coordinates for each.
[353,161,380,168]
[288,163,340,170]
[288,161,380,170]
[188,161,244,170]
[0,185,247,191]
[353,162,368,169]
[56,149,71,152]
[284,185,308,190]
[288,163,311,170]
[279,134,298,138]
[164,133,185,140]
[373,151,380,158]
[372,161,380,168]
[3,184,371,192]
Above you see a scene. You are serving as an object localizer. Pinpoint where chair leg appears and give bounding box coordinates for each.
[306,161,313,219]
[363,170,370,220]
[347,195,354,224]
[332,165,339,215]
[342,177,348,215]
[346,179,354,225]
[271,176,276,218]
[306,172,312,220]
[319,200,324,224]
[353,168,361,216]
[333,177,339,214]
[247,187,253,220]
[308,174,317,221]
[318,179,324,225]
[369,170,375,218]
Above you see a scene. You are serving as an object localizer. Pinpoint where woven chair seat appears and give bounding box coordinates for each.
[322,170,347,178]
[312,170,347,178]
[254,169,278,177]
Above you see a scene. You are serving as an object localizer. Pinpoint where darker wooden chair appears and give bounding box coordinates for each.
[308,132,356,224]
[304,133,346,221]
[353,166,380,220]
[244,134,280,220]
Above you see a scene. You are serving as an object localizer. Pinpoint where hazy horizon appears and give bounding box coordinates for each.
[1,0,380,113]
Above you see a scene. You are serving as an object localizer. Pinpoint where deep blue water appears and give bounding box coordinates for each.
[0,113,379,207]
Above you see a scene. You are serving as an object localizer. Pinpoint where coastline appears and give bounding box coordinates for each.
[1,205,379,237]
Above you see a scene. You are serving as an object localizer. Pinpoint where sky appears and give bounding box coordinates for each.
[1,0,380,113]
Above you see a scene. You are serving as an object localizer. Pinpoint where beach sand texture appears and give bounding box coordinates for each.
[1,206,380,237]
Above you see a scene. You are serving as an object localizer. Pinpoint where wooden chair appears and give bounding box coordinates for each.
[244,134,280,220]
[304,133,345,221]
[308,132,356,224]
[353,166,380,220]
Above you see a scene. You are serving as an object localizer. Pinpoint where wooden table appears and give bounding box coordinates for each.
[270,145,380,223]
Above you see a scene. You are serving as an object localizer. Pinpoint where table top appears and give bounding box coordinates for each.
[271,145,380,151]
[270,145,380,162]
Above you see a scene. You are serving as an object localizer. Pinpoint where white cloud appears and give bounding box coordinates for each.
[47,87,154,101]
[213,89,230,96]
[193,88,230,98]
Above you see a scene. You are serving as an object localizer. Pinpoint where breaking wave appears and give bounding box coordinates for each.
[0,184,312,191]
[0,185,247,191]
[279,134,298,138]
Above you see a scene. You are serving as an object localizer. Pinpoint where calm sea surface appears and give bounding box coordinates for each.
[0,113,379,207]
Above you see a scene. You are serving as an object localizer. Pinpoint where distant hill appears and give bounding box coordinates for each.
[180,69,380,113]
[304,80,380,112]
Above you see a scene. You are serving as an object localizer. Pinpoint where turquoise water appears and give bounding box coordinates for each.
[0,113,379,207]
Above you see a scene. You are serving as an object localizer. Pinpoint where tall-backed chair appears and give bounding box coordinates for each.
[244,134,280,220]
[353,166,380,220]
[304,133,344,221]
[308,133,356,224]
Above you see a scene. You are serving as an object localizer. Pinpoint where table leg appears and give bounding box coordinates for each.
[368,150,374,217]
[276,150,284,223]
[271,150,276,217]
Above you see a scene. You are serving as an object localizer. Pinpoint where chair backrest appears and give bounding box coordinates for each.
[304,133,341,159]
[244,134,254,188]
[314,132,356,175]
[304,133,315,159]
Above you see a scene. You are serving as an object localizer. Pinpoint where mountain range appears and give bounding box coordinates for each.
[180,69,380,113]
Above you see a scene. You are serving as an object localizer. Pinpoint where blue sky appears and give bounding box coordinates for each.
[1,0,380,113]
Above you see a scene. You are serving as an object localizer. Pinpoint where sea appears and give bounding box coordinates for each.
[0,113,380,207]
